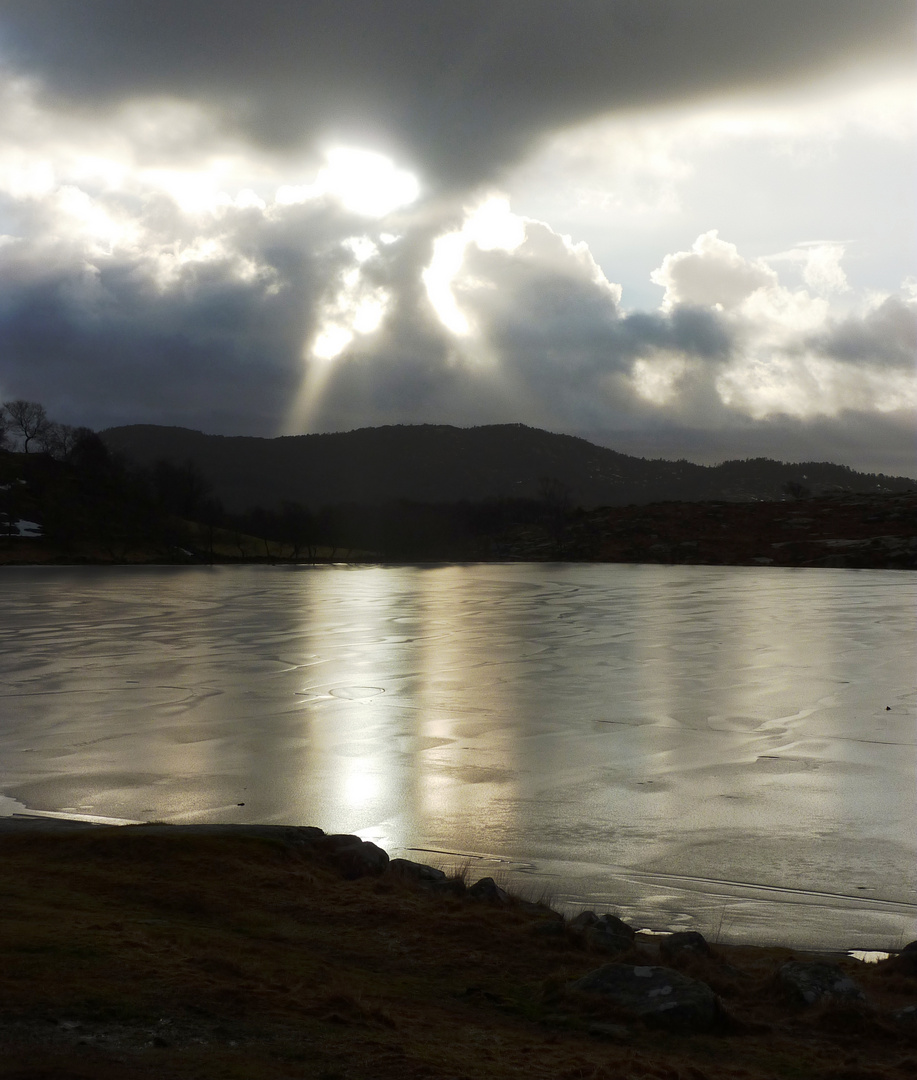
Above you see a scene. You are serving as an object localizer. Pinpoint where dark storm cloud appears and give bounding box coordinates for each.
[618,308,732,361]
[296,223,732,435]
[0,195,369,433]
[3,173,911,462]
[807,294,917,368]
[0,1,913,475]
[0,264,300,433]
[1,0,912,187]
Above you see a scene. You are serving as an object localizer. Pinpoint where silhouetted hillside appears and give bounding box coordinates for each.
[101,423,915,513]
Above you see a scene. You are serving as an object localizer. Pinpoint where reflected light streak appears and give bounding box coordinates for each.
[342,759,383,810]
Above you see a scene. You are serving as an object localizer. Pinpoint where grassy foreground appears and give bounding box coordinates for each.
[1,826,915,1079]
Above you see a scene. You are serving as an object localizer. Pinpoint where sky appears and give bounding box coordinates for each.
[0,0,914,475]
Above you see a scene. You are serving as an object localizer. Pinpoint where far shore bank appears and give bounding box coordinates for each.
[3,490,916,569]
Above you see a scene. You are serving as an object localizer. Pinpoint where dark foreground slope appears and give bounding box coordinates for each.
[2,822,916,1080]
[101,423,915,513]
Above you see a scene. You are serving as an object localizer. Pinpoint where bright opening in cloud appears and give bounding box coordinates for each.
[313,324,355,362]
[278,148,420,218]
[423,231,472,336]
[423,195,527,336]
[464,196,526,252]
[310,250,391,362]
[632,356,687,405]
[325,148,418,216]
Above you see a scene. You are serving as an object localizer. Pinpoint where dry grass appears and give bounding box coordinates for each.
[1,827,915,1079]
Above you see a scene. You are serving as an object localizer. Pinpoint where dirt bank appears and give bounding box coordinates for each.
[1,821,915,1079]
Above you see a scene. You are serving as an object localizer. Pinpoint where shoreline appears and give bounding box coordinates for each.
[1,812,907,961]
[2,818,916,1079]
[3,489,917,569]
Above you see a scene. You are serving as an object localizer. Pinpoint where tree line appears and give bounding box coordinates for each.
[2,399,559,560]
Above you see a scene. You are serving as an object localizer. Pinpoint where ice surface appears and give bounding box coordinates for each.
[0,562,914,949]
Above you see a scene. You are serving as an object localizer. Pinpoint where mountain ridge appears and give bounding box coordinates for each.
[100,422,916,513]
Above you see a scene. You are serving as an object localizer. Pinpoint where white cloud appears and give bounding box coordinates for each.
[639,229,916,422]
[503,67,915,314]
[424,194,623,344]
[651,231,777,311]
[767,242,850,295]
[310,241,391,361]
[422,195,530,337]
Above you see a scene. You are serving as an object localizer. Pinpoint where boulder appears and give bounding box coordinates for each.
[778,961,865,1006]
[314,834,390,879]
[659,931,712,962]
[468,876,509,903]
[569,911,600,931]
[596,913,635,940]
[569,964,720,1031]
[387,858,447,884]
[569,912,635,954]
[586,927,634,956]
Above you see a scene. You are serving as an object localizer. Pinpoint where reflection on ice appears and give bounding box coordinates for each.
[0,562,915,950]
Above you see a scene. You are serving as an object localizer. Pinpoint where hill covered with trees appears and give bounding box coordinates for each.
[2,402,915,566]
[101,422,915,512]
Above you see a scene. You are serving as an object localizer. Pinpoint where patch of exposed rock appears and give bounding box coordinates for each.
[569,963,721,1031]
[778,961,865,1005]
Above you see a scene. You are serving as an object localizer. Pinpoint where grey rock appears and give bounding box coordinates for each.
[569,911,600,931]
[387,858,447,883]
[596,913,636,940]
[778,961,865,1006]
[659,931,712,961]
[570,912,634,953]
[315,834,390,879]
[468,876,509,903]
[569,963,720,1031]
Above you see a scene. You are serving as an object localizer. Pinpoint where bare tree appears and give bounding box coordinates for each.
[37,422,79,460]
[2,399,51,453]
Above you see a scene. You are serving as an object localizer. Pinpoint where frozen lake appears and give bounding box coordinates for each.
[1,563,915,950]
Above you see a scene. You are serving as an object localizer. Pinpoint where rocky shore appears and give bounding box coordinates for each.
[502,491,917,568]
[2,818,915,1079]
[2,490,915,569]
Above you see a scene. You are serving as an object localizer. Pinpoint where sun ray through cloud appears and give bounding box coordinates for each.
[0,3,912,471]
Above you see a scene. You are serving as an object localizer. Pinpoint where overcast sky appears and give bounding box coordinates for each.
[0,0,914,474]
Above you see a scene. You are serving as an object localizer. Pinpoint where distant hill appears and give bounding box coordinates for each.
[100,423,916,513]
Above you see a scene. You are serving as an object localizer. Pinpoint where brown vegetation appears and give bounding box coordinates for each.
[1,826,915,1079]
